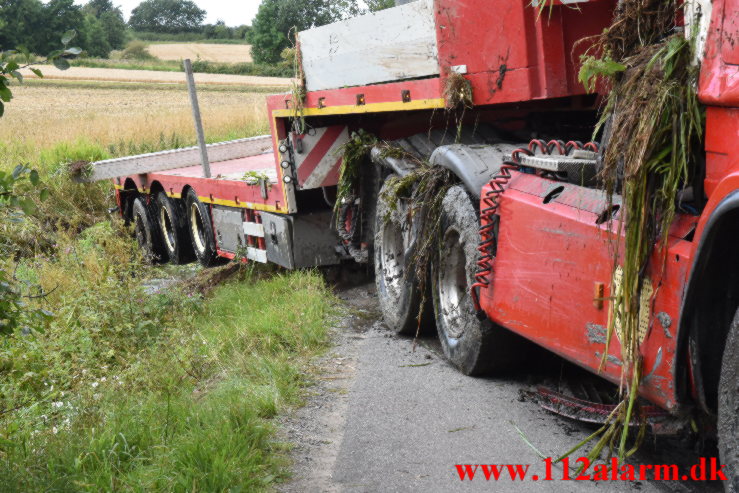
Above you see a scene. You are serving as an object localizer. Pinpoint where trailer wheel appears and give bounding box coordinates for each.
[374,175,429,335]
[431,185,520,376]
[185,189,222,267]
[156,192,195,265]
[132,196,167,264]
[719,310,739,492]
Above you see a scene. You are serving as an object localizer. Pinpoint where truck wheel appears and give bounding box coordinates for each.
[374,175,426,335]
[132,196,167,264]
[431,185,520,376]
[156,192,195,265]
[185,189,221,267]
[719,310,739,492]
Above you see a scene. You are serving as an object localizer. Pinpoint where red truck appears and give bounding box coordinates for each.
[87,0,738,487]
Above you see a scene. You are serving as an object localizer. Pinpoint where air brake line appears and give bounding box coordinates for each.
[470,139,601,318]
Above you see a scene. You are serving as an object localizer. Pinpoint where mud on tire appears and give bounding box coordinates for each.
[374,175,430,335]
[719,309,739,493]
[132,196,167,264]
[185,189,223,267]
[431,185,522,376]
[156,192,195,265]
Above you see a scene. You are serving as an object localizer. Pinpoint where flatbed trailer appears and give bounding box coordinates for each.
[89,0,739,486]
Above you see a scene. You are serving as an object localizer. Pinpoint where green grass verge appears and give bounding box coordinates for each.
[132,32,250,44]
[0,265,337,491]
[21,78,286,94]
[71,58,293,78]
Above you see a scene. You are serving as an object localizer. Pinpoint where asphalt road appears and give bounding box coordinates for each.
[279,281,724,493]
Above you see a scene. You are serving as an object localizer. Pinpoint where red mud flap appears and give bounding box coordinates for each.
[535,387,687,436]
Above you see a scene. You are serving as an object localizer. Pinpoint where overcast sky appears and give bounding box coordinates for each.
[72,0,262,27]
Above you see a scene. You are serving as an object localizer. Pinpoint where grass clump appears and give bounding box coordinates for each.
[120,40,155,60]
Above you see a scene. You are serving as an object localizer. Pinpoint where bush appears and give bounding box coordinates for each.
[121,40,155,60]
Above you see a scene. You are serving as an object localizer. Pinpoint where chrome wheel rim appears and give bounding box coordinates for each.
[438,226,469,339]
[380,218,405,299]
[190,203,207,254]
[160,205,176,253]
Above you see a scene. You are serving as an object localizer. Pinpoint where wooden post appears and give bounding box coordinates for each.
[184,58,211,179]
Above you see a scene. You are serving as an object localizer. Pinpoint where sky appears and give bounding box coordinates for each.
[72,0,262,27]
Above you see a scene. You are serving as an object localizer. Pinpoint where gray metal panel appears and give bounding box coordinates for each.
[261,211,341,269]
[292,211,341,268]
[298,0,438,92]
[212,205,247,254]
[261,212,295,269]
[430,144,524,198]
[81,135,273,182]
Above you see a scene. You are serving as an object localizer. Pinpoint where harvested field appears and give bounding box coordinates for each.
[148,43,254,63]
[0,80,272,169]
[19,64,292,87]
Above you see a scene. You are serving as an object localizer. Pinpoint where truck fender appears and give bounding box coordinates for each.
[429,144,523,198]
[679,190,739,414]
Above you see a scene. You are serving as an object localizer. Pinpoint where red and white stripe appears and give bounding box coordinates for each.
[292,126,350,190]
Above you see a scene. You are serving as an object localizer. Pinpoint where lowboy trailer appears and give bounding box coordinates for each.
[86,0,739,487]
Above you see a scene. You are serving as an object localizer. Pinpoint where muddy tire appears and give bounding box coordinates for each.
[431,185,520,376]
[132,196,167,264]
[719,310,739,493]
[185,189,222,267]
[156,192,195,265]
[374,175,429,335]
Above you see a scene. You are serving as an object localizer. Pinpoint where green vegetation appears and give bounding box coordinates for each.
[70,56,293,78]
[0,0,127,58]
[1,52,334,488]
[133,33,250,44]
[565,0,703,465]
[128,0,205,34]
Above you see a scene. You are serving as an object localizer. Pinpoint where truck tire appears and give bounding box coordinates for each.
[132,196,167,264]
[185,189,221,267]
[431,185,520,376]
[719,310,739,493]
[374,175,426,335]
[156,192,194,265]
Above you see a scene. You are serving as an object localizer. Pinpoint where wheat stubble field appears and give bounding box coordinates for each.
[1,79,277,169]
[148,43,254,63]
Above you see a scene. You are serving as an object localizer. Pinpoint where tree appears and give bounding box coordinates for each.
[129,0,206,34]
[250,0,356,65]
[366,0,395,11]
[81,15,111,57]
[36,0,84,55]
[0,0,52,54]
[83,0,127,50]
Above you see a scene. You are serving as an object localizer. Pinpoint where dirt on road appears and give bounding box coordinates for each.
[279,280,724,493]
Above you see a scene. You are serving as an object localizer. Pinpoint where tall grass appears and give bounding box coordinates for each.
[1,264,336,491]
[71,57,293,78]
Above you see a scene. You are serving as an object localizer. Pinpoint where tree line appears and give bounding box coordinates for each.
[0,0,396,63]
